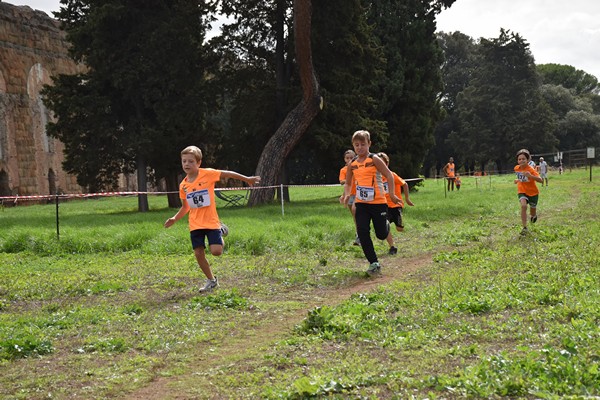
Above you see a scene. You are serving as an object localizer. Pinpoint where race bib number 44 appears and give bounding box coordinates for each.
[186,189,210,208]
[356,185,375,202]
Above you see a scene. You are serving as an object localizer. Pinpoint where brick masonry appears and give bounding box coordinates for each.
[0,1,85,196]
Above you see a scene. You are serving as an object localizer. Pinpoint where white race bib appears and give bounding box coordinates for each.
[356,185,375,202]
[186,189,210,208]
[515,172,529,182]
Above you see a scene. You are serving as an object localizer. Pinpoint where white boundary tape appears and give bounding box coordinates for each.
[0,179,423,203]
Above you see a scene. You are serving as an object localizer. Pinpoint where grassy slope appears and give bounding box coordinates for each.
[0,170,598,399]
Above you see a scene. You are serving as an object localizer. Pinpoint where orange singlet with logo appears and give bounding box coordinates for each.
[350,153,387,205]
[179,168,222,231]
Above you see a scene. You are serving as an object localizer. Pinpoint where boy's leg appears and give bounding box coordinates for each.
[519,197,528,228]
[373,204,390,240]
[194,246,215,280]
[355,204,378,264]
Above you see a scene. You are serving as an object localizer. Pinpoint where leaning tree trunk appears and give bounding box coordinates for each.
[247,0,322,206]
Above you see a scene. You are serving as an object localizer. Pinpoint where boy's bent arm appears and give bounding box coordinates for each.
[164,202,190,228]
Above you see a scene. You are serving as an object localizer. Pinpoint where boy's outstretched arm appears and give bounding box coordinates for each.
[220,170,261,186]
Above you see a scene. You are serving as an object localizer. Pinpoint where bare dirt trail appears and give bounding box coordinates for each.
[125,253,434,400]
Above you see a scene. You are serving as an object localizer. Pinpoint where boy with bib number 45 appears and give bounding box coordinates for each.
[164,146,261,292]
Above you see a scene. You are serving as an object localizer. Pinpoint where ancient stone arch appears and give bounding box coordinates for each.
[0,2,85,196]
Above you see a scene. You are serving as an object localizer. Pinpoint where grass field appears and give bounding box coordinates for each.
[0,170,598,399]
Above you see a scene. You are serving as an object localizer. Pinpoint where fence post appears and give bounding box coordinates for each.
[280,184,285,216]
[55,191,60,240]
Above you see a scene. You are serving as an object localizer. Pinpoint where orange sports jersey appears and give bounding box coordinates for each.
[179,168,222,231]
[514,164,540,196]
[382,172,405,208]
[339,165,356,193]
[445,162,455,177]
[349,154,386,204]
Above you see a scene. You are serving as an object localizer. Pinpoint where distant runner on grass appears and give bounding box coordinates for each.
[164,145,261,292]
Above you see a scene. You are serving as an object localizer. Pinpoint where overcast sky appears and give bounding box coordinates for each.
[9,0,600,79]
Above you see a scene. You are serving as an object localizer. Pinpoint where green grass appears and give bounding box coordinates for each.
[0,170,598,399]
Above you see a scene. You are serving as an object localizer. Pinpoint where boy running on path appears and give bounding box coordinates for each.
[514,148,543,235]
[378,152,414,255]
[341,131,401,275]
[164,146,261,292]
[339,149,360,246]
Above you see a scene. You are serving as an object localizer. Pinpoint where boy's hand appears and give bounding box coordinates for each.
[248,176,261,186]
[339,195,348,205]
[406,199,414,207]
[164,217,176,228]
[389,194,402,205]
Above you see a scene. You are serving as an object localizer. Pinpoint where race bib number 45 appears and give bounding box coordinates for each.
[356,185,375,202]
[186,189,210,208]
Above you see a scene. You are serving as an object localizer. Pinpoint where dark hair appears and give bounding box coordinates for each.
[516,148,531,160]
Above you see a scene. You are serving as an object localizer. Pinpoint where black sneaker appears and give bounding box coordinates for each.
[530,215,537,223]
[520,227,528,236]
[388,246,398,255]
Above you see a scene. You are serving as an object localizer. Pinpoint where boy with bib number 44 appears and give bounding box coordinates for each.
[164,146,261,292]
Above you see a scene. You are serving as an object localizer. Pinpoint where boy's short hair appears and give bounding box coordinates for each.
[516,148,531,160]
[344,149,356,157]
[352,130,371,143]
[181,146,203,162]
[377,152,389,165]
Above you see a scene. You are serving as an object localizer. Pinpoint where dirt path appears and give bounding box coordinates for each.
[125,253,433,399]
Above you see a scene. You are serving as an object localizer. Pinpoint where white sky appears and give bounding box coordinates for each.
[9,0,600,79]
[436,0,600,79]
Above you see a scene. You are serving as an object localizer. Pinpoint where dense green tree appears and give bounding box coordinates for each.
[450,29,557,173]
[290,0,386,184]
[558,111,600,150]
[425,31,477,176]
[537,63,600,95]
[366,0,455,180]
[43,0,216,210]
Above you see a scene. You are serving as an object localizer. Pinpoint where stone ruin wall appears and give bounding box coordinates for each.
[0,1,84,197]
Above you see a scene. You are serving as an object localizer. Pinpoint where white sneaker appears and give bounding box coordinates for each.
[220,223,229,237]
[200,277,219,293]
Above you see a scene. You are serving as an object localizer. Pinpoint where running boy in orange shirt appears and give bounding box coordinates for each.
[514,148,543,235]
[341,130,401,275]
[339,149,360,246]
[164,146,261,292]
[378,152,414,255]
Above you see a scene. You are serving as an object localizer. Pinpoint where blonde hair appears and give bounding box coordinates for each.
[181,146,203,162]
[377,152,389,165]
[352,130,371,143]
[344,149,356,157]
[516,148,531,160]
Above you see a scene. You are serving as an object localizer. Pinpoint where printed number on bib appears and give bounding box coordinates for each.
[186,189,210,208]
[515,172,529,182]
[356,185,375,202]
[382,182,389,194]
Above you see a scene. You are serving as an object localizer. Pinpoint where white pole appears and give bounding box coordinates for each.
[280,184,285,216]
